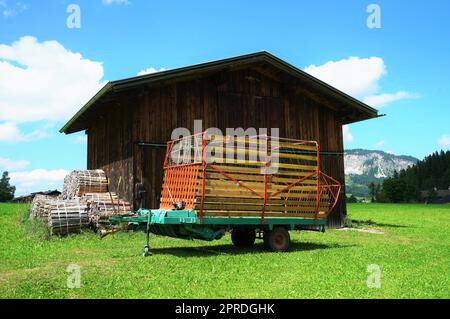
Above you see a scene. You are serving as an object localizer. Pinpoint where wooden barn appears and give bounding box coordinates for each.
[60,52,378,227]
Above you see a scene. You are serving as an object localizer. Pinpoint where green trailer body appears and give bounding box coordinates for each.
[110,208,327,255]
[111,208,326,241]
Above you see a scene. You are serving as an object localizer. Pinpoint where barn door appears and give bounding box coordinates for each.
[140,145,166,209]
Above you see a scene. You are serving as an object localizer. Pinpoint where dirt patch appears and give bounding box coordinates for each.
[337,227,384,234]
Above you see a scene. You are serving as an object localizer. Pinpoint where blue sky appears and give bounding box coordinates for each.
[1,0,449,195]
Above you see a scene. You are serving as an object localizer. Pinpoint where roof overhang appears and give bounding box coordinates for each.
[60,51,379,134]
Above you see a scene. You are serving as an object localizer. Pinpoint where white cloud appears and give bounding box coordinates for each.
[73,135,87,143]
[137,67,166,76]
[438,135,450,149]
[304,56,386,98]
[9,169,68,196]
[2,9,12,16]
[0,122,22,141]
[304,56,415,109]
[0,157,30,171]
[1,1,29,18]
[102,0,130,5]
[0,36,105,124]
[374,140,385,148]
[343,125,353,143]
[363,91,415,108]
[0,122,48,142]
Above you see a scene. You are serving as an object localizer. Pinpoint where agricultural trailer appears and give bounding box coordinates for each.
[110,132,341,255]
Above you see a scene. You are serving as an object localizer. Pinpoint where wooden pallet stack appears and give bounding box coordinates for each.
[28,169,133,235]
[47,199,89,235]
[61,169,108,199]
[82,192,132,229]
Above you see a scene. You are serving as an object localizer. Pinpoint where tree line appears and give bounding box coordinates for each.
[348,150,450,203]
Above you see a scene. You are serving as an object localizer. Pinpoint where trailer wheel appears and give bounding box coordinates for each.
[264,227,291,252]
[231,228,256,247]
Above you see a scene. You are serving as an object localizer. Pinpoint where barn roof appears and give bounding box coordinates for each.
[60,51,379,134]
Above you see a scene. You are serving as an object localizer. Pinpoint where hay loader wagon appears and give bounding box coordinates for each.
[111,132,341,255]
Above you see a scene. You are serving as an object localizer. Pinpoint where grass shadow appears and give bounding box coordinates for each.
[149,241,355,257]
[348,219,408,229]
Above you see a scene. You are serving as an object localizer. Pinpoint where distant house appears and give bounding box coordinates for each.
[13,190,61,203]
[420,189,450,204]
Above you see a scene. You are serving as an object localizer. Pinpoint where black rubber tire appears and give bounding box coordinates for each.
[231,228,256,247]
[263,227,291,252]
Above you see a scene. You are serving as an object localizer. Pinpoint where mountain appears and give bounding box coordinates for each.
[344,149,418,197]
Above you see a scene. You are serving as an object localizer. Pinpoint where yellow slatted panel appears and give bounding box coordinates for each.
[200,210,327,218]
[195,204,330,212]
[216,147,318,162]
[198,184,318,192]
[276,143,318,152]
[204,175,317,187]
[208,136,318,152]
[196,196,329,205]
[203,172,317,185]
[204,165,315,177]
[200,179,317,188]
[206,158,317,171]
[199,189,323,199]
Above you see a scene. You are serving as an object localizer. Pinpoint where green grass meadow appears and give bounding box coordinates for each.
[0,203,449,299]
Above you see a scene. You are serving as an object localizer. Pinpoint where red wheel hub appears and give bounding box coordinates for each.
[273,233,287,250]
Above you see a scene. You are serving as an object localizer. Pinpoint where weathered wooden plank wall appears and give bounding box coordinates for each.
[87,66,347,227]
[87,95,134,204]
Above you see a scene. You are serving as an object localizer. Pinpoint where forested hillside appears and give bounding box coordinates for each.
[381,150,450,202]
